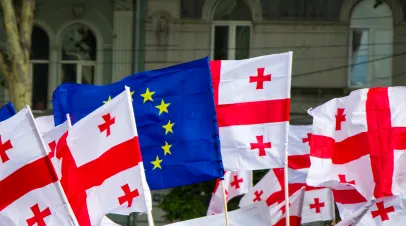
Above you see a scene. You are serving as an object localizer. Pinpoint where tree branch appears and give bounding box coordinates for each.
[0,48,10,79]
[0,0,24,64]
[19,0,35,62]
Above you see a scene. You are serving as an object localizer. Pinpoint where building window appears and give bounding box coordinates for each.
[211,0,252,60]
[60,23,96,84]
[349,0,393,87]
[30,25,50,111]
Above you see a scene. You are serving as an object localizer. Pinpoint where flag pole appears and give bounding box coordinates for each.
[331,189,336,225]
[221,180,230,226]
[124,86,155,226]
[27,107,79,226]
[284,122,290,226]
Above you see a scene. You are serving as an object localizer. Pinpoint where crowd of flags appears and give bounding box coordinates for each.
[0,51,405,226]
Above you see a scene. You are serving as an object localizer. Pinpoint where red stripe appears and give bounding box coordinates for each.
[78,137,142,189]
[332,188,367,204]
[288,154,310,169]
[59,132,142,226]
[275,216,301,226]
[0,157,58,210]
[216,99,290,127]
[210,60,290,127]
[392,127,406,150]
[366,87,393,198]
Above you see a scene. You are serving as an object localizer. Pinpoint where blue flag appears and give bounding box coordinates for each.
[52,57,224,189]
[0,102,16,122]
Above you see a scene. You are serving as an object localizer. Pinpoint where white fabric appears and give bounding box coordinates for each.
[271,187,305,226]
[336,199,376,226]
[217,52,292,170]
[207,170,252,215]
[35,115,55,134]
[65,89,152,225]
[101,217,120,226]
[166,201,272,226]
[301,188,334,224]
[239,169,283,208]
[0,107,73,226]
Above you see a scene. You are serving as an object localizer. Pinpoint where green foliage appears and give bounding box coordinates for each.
[159,170,269,222]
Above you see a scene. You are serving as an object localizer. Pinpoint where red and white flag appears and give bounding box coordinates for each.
[168,201,272,226]
[271,187,305,226]
[36,115,69,179]
[210,52,292,170]
[0,107,76,225]
[207,170,252,215]
[58,88,152,226]
[307,87,406,199]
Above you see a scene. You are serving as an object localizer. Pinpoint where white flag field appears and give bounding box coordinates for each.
[5,52,406,226]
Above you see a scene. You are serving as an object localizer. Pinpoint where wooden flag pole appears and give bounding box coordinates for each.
[221,180,230,226]
[331,189,336,226]
[284,122,290,226]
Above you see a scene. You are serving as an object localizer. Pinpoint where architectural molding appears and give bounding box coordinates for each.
[340,0,404,23]
[201,0,262,21]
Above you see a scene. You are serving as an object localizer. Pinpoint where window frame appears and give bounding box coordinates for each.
[211,21,252,60]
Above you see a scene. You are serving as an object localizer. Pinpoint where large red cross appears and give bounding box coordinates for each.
[26,203,51,226]
[118,184,139,207]
[309,198,325,213]
[0,136,13,163]
[250,136,271,156]
[98,113,116,137]
[57,118,142,226]
[371,201,395,221]
[0,157,58,211]
[253,190,263,202]
[338,174,355,185]
[249,68,271,90]
[311,88,406,198]
[230,175,243,189]
[209,61,290,128]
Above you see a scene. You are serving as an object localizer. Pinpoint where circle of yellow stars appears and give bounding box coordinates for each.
[140,87,175,170]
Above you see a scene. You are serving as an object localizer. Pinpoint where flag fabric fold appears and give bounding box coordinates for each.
[57,89,152,226]
[166,201,272,226]
[210,52,292,170]
[0,107,75,226]
[307,87,406,199]
[53,57,224,190]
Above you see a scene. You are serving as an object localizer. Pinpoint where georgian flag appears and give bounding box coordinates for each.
[307,87,406,199]
[58,88,152,226]
[207,170,252,215]
[210,52,292,170]
[0,107,76,225]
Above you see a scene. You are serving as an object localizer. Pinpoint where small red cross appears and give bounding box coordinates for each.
[118,184,140,207]
[26,203,51,226]
[280,202,291,214]
[230,175,244,189]
[0,135,13,163]
[250,136,271,156]
[309,198,325,213]
[335,108,346,131]
[249,68,271,89]
[48,141,56,159]
[98,113,116,137]
[338,174,355,185]
[371,201,395,221]
[253,190,264,202]
[302,133,312,146]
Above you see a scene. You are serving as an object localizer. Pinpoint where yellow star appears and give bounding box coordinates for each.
[161,141,172,156]
[103,96,112,104]
[130,91,135,101]
[151,155,163,170]
[140,88,155,103]
[155,99,170,115]
[162,120,175,135]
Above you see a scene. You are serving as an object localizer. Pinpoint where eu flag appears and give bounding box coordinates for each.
[0,102,16,122]
[52,57,224,189]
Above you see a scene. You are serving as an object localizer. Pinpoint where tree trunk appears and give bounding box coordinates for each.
[0,0,35,111]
